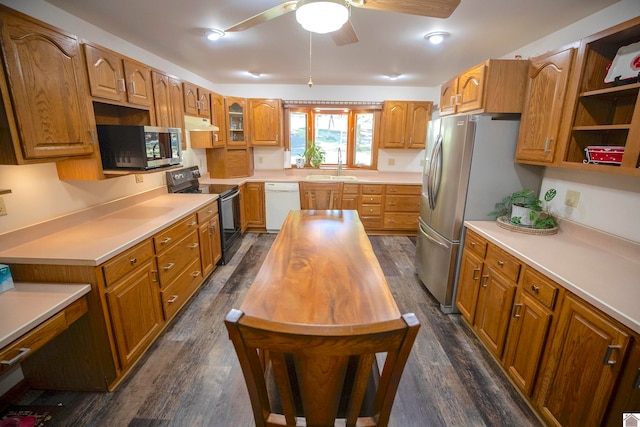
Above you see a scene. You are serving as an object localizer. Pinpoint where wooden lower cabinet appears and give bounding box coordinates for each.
[243,182,265,231]
[456,229,488,323]
[604,340,640,426]
[197,201,222,277]
[383,184,421,231]
[359,185,383,230]
[342,184,359,210]
[535,294,631,427]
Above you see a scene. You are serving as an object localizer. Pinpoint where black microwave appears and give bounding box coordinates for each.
[97,125,182,170]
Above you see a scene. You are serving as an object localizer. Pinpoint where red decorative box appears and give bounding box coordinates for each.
[583,146,625,165]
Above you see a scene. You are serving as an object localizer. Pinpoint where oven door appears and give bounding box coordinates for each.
[219,188,241,257]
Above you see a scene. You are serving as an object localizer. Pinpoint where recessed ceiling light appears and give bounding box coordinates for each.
[424,31,450,45]
[249,72,262,78]
[386,73,401,80]
[206,29,225,41]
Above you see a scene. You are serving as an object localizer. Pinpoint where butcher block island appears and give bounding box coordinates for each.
[0,193,219,391]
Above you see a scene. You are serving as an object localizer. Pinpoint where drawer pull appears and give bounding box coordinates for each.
[469,241,476,247]
[602,345,622,365]
[530,285,539,293]
[130,258,137,265]
[191,271,201,277]
[497,260,504,266]
[389,202,397,206]
[1,348,31,366]
[167,295,178,304]
[472,268,480,281]
[206,209,213,214]
[481,275,489,287]
[160,237,172,245]
[188,221,197,227]
[512,303,523,319]
[188,243,199,249]
[164,262,175,271]
[151,270,159,282]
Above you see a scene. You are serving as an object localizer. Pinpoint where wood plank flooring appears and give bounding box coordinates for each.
[2,233,542,426]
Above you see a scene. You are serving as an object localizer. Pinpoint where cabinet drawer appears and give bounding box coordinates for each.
[522,267,561,310]
[156,230,200,287]
[196,201,218,224]
[102,240,155,287]
[361,195,382,204]
[486,245,521,283]
[154,214,198,253]
[361,185,383,195]
[160,257,202,320]
[359,205,382,216]
[343,184,359,194]
[383,212,418,229]
[464,229,488,259]
[385,185,421,195]
[360,216,382,229]
[384,195,420,212]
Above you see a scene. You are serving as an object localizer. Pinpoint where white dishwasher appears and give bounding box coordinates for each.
[265,182,301,232]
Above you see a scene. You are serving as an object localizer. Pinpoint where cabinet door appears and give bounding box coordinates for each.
[604,339,640,427]
[122,58,153,107]
[406,102,432,148]
[168,77,184,130]
[198,222,214,277]
[249,98,282,146]
[457,63,486,113]
[439,77,458,116]
[210,214,222,266]
[0,14,96,159]
[227,97,248,146]
[152,71,171,127]
[455,250,484,324]
[239,184,248,233]
[380,101,408,148]
[515,47,575,164]
[536,294,630,427]
[245,182,265,228]
[211,92,227,146]
[474,266,517,358]
[182,82,199,116]
[84,44,127,103]
[503,291,552,397]
[196,87,212,119]
[106,259,163,369]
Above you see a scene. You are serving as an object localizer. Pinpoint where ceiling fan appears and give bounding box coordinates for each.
[223,0,460,46]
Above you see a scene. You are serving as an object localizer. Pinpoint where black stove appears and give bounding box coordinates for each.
[166,166,241,265]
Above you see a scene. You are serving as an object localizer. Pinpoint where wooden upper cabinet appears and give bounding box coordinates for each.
[211,92,227,146]
[0,7,96,163]
[183,81,211,119]
[515,46,577,165]
[84,43,153,107]
[248,98,283,146]
[152,71,185,145]
[439,59,529,116]
[380,101,432,149]
[226,96,248,146]
[168,77,185,132]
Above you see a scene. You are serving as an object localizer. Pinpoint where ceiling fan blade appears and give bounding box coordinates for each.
[350,0,460,19]
[331,19,358,46]
[225,1,298,32]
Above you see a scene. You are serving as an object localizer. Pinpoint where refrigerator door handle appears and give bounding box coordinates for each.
[418,222,449,250]
[427,134,443,211]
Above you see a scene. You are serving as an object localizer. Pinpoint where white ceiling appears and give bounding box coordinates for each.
[44,0,618,87]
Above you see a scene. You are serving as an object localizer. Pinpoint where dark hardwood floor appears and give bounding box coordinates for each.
[3,233,542,426]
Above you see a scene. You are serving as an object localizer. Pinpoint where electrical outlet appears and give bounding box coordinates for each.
[135,174,144,183]
[420,159,425,167]
[0,197,7,216]
[258,156,264,164]
[565,190,580,207]
[388,158,395,166]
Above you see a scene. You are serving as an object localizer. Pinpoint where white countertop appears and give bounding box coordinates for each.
[200,170,422,185]
[465,220,640,335]
[0,193,217,266]
[0,283,91,348]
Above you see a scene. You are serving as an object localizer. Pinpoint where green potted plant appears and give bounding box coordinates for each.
[302,141,325,168]
[489,188,557,229]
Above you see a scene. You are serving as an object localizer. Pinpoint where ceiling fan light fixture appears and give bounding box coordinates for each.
[424,31,450,45]
[248,72,262,78]
[296,0,349,34]
[386,73,401,80]
[206,29,225,41]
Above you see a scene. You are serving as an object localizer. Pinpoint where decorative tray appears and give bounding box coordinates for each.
[496,216,558,236]
[605,41,640,84]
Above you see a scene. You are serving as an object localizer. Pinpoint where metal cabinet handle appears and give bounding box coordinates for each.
[512,303,523,318]
[497,260,504,266]
[544,137,552,152]
[167,295,178,303]
[531,285,539,293]
[117,78,126,93]
[455,94,462,105]
[160,237,172,245]
[469,241,476,247]
[89,129,97,144]
[163,262,175,271]
[130,258,137,265]
[151,270,158,282]
[1,348,30,366]
[188,221,197,227]
[602,345,622,365]
[191,271,201,277]
[449,95,455,107]
[389,202,397,206]
[481,274,489,287]
[472,268,480,281]
[129,81,137,95]
[188,243,199,249]
[634,369,640,389]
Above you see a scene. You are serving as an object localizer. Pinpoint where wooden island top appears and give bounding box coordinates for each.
[239,210,401,327]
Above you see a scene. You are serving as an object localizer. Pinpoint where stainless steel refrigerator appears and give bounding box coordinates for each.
[415,114,541,313]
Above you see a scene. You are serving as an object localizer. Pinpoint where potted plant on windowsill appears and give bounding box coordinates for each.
[489,188,557,229]
[303,141,325,168]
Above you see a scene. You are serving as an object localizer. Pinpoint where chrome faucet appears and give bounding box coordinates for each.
[337,147,342,176]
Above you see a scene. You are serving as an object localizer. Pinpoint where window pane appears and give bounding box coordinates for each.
[290,112,307,165]
[355,113,373,166]
[314,114,347,164]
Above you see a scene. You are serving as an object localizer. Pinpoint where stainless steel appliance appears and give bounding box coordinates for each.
[416,115,541,313]
[98,125,182,170]
[166,166,241,264]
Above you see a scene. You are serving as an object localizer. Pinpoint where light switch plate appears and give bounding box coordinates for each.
[565,190,580,207]
[0,197,6,216]
[135,174,144,183]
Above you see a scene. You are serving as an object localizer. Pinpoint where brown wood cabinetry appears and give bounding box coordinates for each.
[558,17,640,176]
[84,43,154,108]
[604,339,640,426]
[515,46,577,165]
[206,147,253,178]
[197,201,222,277]
[183,82,212,119]
[380,101,433,149]
[151,71,184,145]
[239,184,248,233]
[226,96,248,146]
[342,184,359,210]
[211,91,227,146]
[455,229,488,323]
[535,294,631,426]
[0,7,97,164]
[359,184,383,230]
[243,182,266,231]
[248,98,283,146]
[383,185,421,230]
[439,59,530,116]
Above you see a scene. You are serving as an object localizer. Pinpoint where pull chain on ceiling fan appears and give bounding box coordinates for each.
[308,32,313,87]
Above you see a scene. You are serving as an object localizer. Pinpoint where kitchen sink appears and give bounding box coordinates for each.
[305,175,358,181]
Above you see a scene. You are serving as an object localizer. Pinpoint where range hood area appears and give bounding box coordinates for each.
[184,115,219,132]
